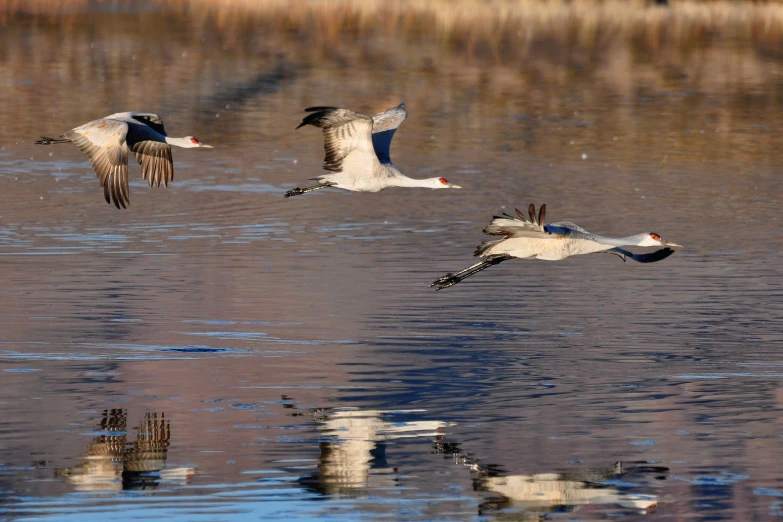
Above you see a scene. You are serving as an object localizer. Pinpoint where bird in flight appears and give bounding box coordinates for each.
[285,103,461,198]
[36,112,212,209]
[431,203,681,290]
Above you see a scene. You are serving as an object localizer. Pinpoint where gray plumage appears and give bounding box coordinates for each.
[36,112,211,209]
[432,203,681,290]
[285,103,461,197]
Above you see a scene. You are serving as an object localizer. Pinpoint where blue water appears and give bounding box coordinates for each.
[1,2,783,521]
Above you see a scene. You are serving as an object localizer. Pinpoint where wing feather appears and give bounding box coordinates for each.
[130,140,174,188]
[130,112,167,136]
[610,247,675,263]
[484,205,551,238]
[303,106,338,113]
[64,119,130,208]
[482,205,585,239]
[371,103,407,164]
[297,107,377,176]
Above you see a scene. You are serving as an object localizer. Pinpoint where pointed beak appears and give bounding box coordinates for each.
[448,183,462,189]
[199,144,213,149]
[663,240,682,247]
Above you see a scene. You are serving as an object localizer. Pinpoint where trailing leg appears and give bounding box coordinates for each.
[35,136,71,145]
[284,181,335,198]
[430,254,512,290]
[605,249,627,262]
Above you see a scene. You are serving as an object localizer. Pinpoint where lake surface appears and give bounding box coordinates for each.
[1,1,783,520]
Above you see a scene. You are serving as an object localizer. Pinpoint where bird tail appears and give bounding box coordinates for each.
[474,238,504,257]
[35,136,70,145]
[430,255,512,290]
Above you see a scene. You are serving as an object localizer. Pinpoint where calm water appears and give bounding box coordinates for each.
[1,2,783,521]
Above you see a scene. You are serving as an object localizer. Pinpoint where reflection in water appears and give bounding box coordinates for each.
[284,398,453,495]
[434,440,667,519]
[1,1,782,520]
[283,397,666,516]
[56,409,193,491]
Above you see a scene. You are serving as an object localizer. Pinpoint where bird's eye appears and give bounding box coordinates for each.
[438,177,448,185]
[650,233,661,241]
[190,137,200,144]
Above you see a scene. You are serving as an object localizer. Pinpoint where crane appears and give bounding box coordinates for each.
[285,103,461,197]
[431,203,681,290]
[36,112,212,209]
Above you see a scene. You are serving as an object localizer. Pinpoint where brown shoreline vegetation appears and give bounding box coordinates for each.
[3,0,782,85]
[4,0,783,51]
[2,0,783,165]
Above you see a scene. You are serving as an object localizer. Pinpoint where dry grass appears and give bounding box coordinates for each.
[4,1,783,56]
[1,0,782,165]
[159,0,783,53]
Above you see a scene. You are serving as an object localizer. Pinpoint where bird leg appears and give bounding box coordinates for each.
[284,182,335,198]
[430,255,512,290]
[606,249,627,262]
[34,136,70,145]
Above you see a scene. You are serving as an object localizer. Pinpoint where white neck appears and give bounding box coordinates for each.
[165,136,198,148]
[388,175,443,188]
[595,233,651,247]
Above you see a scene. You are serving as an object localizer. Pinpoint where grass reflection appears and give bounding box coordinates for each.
[1,0,782,167]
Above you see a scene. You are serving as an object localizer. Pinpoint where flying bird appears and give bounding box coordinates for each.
[285,103,461,198]
[431,203,681,290]
[36,112,212,209]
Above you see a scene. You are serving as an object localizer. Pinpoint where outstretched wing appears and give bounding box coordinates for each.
[64,119,130,209]
[126,123,174,189]
[609,247,675,263]
[370,103,407,164]
[475,204,555,256]
[483,203,564,238]
[297,107,378,177]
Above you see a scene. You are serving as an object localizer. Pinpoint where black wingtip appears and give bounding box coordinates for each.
[528,204,536,224]
[297,108,335,130]
[630,247,676,263]
[304,106,338,112]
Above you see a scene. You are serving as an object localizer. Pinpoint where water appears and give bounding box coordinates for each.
[1,1,783,520]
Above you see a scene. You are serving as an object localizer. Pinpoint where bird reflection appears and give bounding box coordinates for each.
[283,399,453,496]
[433,440,667,519]
[57,409,193,491]
[281,398,665,515]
